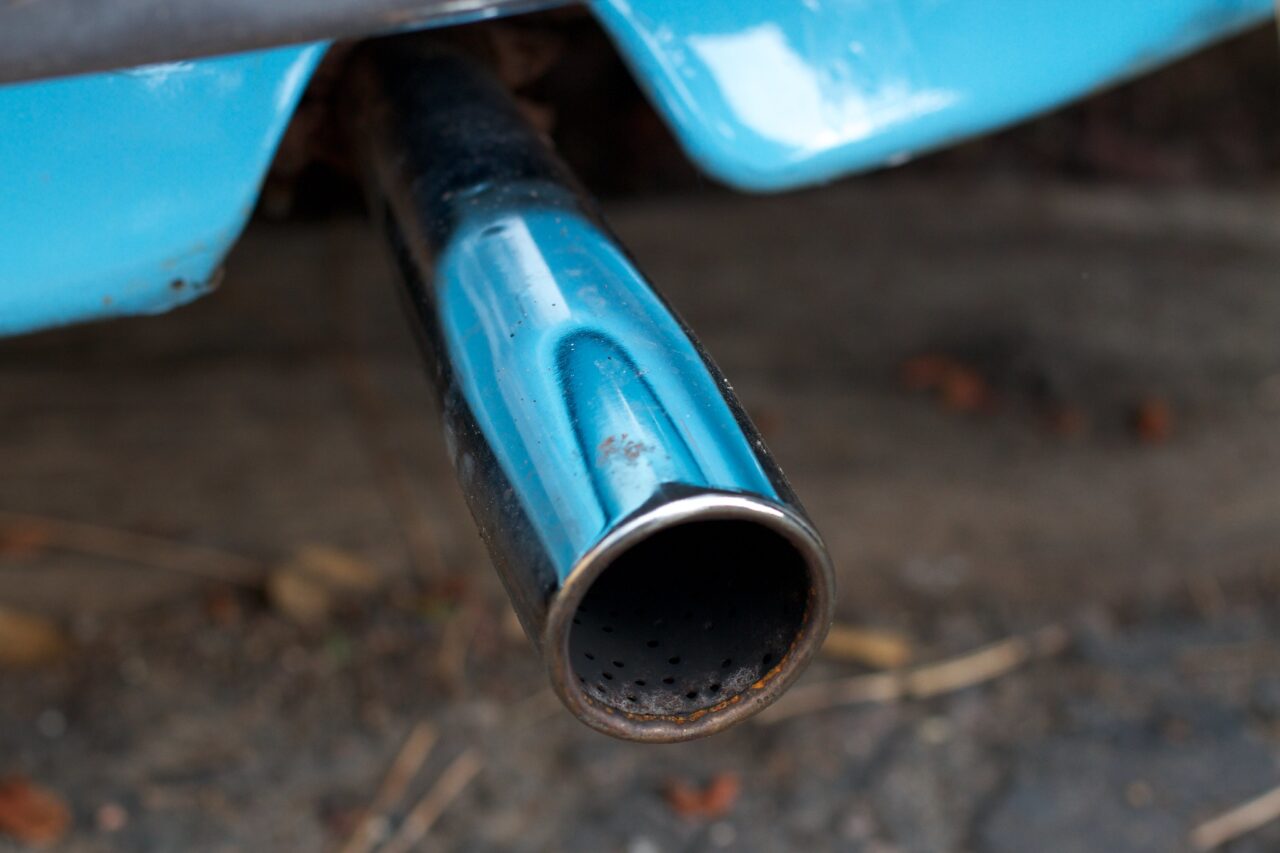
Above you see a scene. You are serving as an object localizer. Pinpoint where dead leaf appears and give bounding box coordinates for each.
[1133,397,1173,444]
[899,354,954,391]
[268,546,382,625]
[899,353,994,413]
[939,365,993,413]
[289,546,381,592]
[203,588,241,626]
[267,569,332,625]
[0,777,70,847]
[0,521,52,559]
[664,773,741,820]
[822,625,913,669]
[0,607,69,668]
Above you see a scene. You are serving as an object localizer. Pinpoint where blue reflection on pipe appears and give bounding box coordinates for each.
[438,204,778,577]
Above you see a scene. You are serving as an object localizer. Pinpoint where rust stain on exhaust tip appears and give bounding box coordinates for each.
[755,632,802,691]
[587,641,804,729]
[603,647,795,729]
[627,693,744,725]
[597,433,652,465]
[580,690,746,726]
[751,661,789,691]
[574,589,816,735]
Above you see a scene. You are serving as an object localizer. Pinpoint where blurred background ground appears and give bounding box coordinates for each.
[2,19,1280,853]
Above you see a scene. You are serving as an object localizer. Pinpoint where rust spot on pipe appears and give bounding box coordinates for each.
[597,433,651,465]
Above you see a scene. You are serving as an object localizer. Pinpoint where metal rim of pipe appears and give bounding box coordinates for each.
[546,492,833,741]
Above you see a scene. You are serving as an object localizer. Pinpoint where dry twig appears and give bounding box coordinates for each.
[379,749,482,853]
[0,606,68,667]
[1190,784,1280,851]
[822,624,913,669]
[759,624,1069,724]
[0,510,260,586]
[664,773,741,820]
[435,603,482,697]
[339,722,438,853]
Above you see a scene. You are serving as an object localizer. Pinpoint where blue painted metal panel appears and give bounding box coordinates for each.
[591,0,1275,191]
[0,44,325,336]
[0,3,1271,337]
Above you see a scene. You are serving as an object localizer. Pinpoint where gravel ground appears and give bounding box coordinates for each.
[2,179,1280,851]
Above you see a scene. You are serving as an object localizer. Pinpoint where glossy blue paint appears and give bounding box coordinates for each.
[0,44,325,336]
[2,2,1270,338]
[591,0,1275,191]
[438,202,780,576]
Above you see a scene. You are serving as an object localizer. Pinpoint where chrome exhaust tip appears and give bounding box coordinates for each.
[347,38,834,741]
[547,492,831,741]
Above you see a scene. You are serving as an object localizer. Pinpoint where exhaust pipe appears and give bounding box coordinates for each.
[347,40,834,741]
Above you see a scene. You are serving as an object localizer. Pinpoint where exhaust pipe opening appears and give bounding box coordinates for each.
[549,495,831,741]
[569,520,809,715]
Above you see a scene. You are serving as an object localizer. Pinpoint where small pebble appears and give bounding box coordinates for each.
[96,802,128,833]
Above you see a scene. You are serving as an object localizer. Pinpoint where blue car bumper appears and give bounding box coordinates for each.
[0,0,1272,336]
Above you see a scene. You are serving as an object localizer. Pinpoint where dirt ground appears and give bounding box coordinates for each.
[3,179,1280,851]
